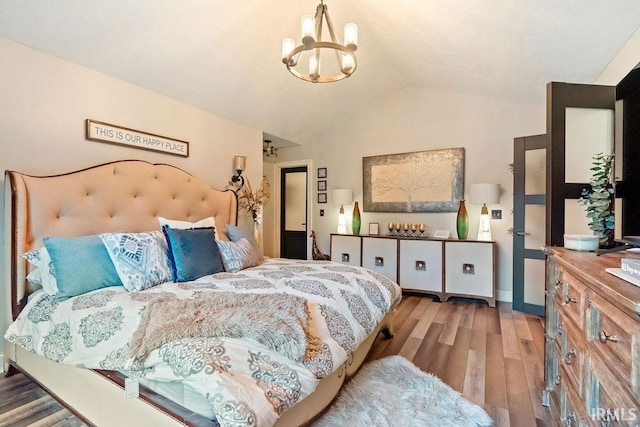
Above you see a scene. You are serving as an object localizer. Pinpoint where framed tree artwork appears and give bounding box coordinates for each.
[362,148,464,213]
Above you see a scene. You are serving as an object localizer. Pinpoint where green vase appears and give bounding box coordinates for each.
[352,201,361,235]
[456,199,469,239]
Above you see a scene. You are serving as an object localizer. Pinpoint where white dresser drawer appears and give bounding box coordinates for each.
[398,239,443,293]
[330,235,361,266]
[444,241,494,298]
[362,237,398,282]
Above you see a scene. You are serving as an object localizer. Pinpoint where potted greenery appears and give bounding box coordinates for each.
[578,152,615,248]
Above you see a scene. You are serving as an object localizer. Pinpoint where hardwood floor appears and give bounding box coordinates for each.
[0,371,84,427]
[0,295,552,426]
[367,295,552,427]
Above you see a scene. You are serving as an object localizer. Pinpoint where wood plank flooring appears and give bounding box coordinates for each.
[367,295,552,427]
[0,295,552,426]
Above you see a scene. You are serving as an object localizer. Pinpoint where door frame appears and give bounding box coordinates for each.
[513,134,547,315]
[274,159,313,259]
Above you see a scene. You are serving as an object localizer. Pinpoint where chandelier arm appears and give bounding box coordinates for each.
[314,4,324,41]
[322,6,345,73]
[323,5,338,44]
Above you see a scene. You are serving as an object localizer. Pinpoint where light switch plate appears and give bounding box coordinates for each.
[491,209,502,219]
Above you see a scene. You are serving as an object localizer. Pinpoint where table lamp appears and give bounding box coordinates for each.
[469,183,500,241]
[332,189,353,234]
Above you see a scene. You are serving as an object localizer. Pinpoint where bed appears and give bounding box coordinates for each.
[2,160,400,426]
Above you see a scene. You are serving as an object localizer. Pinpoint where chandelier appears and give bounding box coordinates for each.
[263,140,278,158]
[281,1,358,83]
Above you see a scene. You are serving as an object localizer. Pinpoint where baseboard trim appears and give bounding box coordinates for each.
[496,290,513,303]
[0,353,4,373]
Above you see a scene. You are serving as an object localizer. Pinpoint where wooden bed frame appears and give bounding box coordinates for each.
[3,160,394,426]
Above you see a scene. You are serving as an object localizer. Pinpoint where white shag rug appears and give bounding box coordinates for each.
[313,355,493,427]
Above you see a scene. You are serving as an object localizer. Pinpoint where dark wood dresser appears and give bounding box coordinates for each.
[543,247,640,426]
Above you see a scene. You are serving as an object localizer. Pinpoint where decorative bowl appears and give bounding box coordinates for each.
[564,234,599,251]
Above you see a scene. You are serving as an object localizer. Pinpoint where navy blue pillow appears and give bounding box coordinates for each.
[43,234,122,301]
[162,226,224,282]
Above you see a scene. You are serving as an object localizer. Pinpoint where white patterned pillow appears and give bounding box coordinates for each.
[216,238,260,273]
[22,246,58,295]
[100,231,172,291]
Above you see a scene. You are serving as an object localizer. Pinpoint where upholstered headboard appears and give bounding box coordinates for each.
[4,160,238,322]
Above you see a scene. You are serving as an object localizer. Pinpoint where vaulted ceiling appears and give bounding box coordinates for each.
[2,1,640,146]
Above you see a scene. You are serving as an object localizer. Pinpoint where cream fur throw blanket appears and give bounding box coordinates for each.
[129,292,310,362]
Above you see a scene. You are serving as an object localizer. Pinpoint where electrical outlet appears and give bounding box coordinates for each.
[491,209,502,219]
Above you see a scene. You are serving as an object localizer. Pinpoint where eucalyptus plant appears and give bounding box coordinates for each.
[578,152,615,247]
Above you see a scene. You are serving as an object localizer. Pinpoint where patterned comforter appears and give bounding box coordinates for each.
[5,258,402,427]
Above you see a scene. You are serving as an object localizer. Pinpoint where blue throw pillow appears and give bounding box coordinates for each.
[162,226,224,282]
[43,235,122,301]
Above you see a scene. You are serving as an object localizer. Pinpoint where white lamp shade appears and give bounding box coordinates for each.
[332,189,353,205]
[469,183,500,205]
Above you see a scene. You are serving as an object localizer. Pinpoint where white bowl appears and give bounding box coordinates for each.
[564,234,599,251]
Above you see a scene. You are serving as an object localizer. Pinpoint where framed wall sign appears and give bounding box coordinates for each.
[318,193,327,203]
[86,119,189,157]
[318,167,327,179]
[317,180,327,191]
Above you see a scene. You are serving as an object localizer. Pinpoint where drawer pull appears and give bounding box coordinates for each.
[564,295,577,304]
[601,408,618,424]
[554,374,561,385]
[598,331,619,344]
[557,323,563,336]
[555,278,562,289]
[564,413,576,426]
[564,349,577,365]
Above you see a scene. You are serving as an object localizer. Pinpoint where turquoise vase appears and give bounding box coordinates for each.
[352,201,361,235]
[456,199,469,239]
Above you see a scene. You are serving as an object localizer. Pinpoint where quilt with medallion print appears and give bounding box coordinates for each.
[5,258,401,427]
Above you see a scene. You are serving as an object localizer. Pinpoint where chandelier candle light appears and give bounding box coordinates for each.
[282,1,358,83]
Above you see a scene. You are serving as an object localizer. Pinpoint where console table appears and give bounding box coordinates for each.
[330,234,496,307]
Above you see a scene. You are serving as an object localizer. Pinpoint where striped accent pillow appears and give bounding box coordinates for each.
[216,238,260,272]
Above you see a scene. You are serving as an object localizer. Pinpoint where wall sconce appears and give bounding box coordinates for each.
[469,183,500,241]
[332,189,353,234]
[231,155,246,187]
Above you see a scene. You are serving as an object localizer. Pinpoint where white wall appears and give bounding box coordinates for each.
[0,38,263,353]
[275,86,546,301]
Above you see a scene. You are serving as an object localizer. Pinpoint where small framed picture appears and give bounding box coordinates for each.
[318,193,327,203]
[317,167,327,179]
[433,229,451,239]
[369,222,379,236]
[317,180,327,191]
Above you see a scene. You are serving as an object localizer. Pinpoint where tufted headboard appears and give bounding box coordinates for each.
[4,160,238,322]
